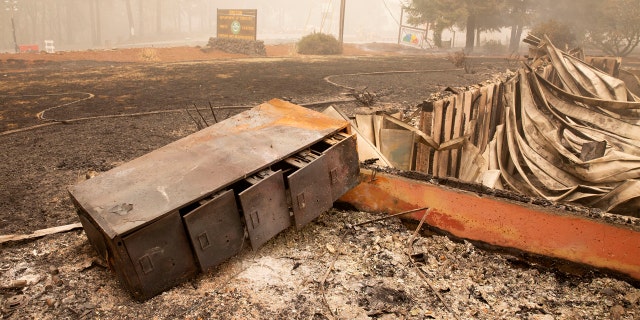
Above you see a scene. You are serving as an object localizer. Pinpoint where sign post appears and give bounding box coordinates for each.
[397,7,428,49]
[4,0,19,53]
[217,9,257,41]
[338,0,346,45]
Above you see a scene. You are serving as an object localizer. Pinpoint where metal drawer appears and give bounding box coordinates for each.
[239,169,291,250]
[122,211,198,300]
[286,151,332,229]
[322,133,360,202]
[183,190,245,271]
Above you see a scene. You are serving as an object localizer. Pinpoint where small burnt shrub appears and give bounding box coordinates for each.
[447,50,466,68]
[447,50,475,74]
[297,33,342,55]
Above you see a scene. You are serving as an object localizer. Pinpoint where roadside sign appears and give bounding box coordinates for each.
[397,6,428,49]
[217,9,257,41]
[399,26,425,48]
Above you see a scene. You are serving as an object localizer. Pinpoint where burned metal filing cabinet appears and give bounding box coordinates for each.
[69,99,360,300]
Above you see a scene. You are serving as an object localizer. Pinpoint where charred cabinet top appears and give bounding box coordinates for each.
[69,99,350,239]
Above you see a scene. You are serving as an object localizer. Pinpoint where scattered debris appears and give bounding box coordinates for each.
[2,44,639,318]
[2,207,639,319]
[0,223,82,244]
[2,294,29,313]
[341,168,640,283]
[347,86,389,107]
[351,207,429,228]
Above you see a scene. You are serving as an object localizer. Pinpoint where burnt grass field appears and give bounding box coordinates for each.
[0,52,510,235]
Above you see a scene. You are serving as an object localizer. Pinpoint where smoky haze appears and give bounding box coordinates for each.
[0,0,405,52]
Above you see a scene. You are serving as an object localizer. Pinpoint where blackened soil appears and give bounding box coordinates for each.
[0,55,509,234]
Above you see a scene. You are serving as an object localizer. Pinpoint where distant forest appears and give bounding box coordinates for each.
[0,0,404,52]
[0,0,223,51]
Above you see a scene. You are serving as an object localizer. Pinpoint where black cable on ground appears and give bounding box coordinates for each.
[1,67,460,137]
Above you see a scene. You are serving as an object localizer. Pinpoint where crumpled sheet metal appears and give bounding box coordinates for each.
[485,40,640,215]
[490,38,640,216]
[340,169,640,282]
[421,36,640,215]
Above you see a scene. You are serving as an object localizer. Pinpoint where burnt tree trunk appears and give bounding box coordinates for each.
[125,0,135,37]
[465,14,476,53]
[509,24,523,53]
[433,23,444,48]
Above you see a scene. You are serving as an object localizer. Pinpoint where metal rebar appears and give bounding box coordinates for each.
[352,207,429,228]
[194,104,209,127]
[208,101,218,124]
[185,108,202,130]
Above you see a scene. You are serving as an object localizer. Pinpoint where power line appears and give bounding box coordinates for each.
[381,0,400,26]
[320,0,333,33]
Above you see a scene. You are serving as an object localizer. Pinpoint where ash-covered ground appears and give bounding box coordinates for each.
[1,45,638,319]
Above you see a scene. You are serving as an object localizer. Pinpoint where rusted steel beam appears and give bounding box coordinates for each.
[340,169,640,281]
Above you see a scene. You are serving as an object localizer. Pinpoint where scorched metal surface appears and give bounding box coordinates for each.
[68,99,359,300]
[70,99,350,238]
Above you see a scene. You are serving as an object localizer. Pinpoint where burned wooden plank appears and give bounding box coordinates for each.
[450,92,465,178]
[355,114,375,147]
[430,100,445,175]
[0,223,82,244]
[415,102,432,173]
[475,86,489,150]
[438,95,455,177]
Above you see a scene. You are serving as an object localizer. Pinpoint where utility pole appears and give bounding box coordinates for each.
[338,0,346,45]
[4,0,18,53]
[397,6,404,44]
[125,0,135,37]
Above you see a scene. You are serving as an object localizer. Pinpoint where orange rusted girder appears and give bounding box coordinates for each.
[340,169,640,281]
